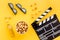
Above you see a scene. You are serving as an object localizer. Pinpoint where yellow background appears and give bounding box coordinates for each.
[0,0,60,40]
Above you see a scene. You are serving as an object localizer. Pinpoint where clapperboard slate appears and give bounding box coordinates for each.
[32,14,60,40]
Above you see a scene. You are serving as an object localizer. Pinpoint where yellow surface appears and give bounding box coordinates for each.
[0,0,60,40]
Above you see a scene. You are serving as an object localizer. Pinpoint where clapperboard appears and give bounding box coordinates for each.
[32,14,60,40]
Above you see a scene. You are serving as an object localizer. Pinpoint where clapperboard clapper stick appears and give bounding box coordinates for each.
[32,14,60,40]
[32,7,52,30]
[16,3,26,14]
[8,3,17,15]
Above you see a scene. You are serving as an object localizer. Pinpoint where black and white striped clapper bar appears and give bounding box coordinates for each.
[32,7,52,30]
[32,14,60,40]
